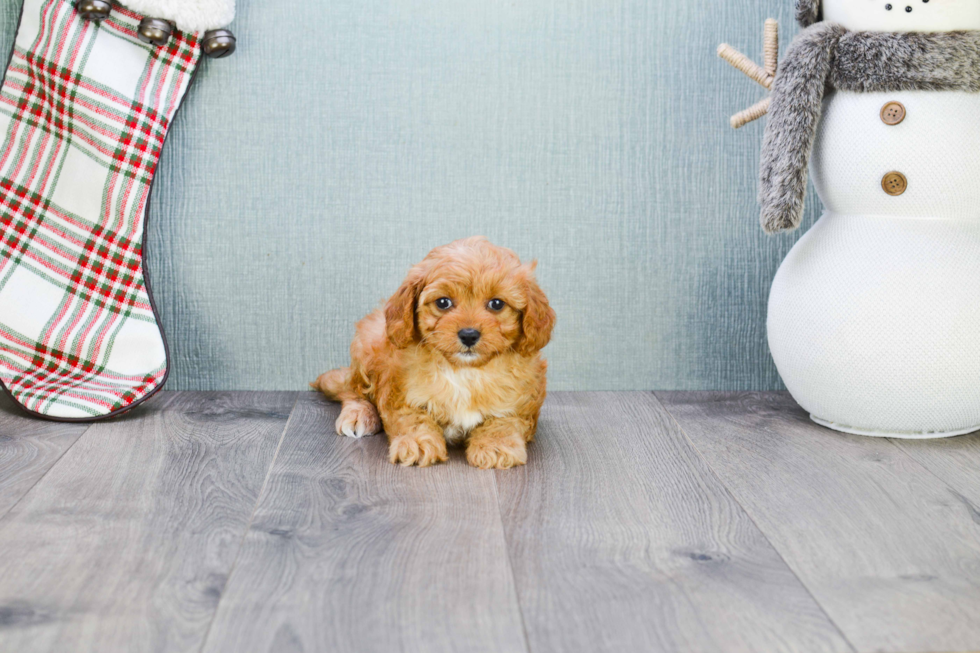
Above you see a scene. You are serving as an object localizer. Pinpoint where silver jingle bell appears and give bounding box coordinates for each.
[202,29,236,58]
[75,0,113,21]
[137,17,174,46]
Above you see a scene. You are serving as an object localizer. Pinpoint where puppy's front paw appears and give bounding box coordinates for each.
[388,432,448,467]
[466,435,527,470]
[336,401,382,439]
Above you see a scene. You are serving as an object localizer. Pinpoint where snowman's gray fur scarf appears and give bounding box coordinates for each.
[119,0,234,32]
[796,0,821,28]
[759,23,980,233]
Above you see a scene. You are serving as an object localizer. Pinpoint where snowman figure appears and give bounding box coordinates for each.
[726,0,980,437]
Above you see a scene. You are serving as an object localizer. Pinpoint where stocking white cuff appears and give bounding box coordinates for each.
[118,0,235,33]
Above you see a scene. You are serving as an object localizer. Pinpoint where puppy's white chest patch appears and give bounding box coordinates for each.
[406,365,488,445]
[443,410,484,445]
[438,366,485,444]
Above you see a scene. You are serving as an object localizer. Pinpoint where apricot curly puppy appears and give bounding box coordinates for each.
[312,237,556,469]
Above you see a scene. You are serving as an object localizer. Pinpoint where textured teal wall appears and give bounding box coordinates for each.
[0,0,820,391]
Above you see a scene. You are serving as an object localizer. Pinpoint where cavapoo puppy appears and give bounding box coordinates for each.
[313,236,556,469]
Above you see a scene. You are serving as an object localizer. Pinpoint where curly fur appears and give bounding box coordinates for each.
[760,25,980,233]
[119,0,234,32]
[313,237,556,469]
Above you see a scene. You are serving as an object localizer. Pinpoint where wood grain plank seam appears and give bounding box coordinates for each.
[0,423,94,524]
[194,392,302,653]
[650,392,860,653]
[884,437,980,518]
[490,472,534,653]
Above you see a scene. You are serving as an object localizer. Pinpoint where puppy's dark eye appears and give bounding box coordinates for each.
[435,297,453,310]
[487,299,505,311]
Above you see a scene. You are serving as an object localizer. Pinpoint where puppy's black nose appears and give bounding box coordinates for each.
[458,328,481,347]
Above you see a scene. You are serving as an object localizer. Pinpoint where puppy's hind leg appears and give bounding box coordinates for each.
[336,399,382,439]
[311,367,382,438]
[311,367,353,401]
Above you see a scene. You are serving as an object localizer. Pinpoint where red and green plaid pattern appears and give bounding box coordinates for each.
[0,0,201,419]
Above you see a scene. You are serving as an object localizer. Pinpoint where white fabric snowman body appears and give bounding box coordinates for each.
[767,0,980,437]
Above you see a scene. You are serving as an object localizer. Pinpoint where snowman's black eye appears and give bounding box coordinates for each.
[906,5,913,11]
[487,299,505,312]
[435,297,453,310]
[886,3,893,9]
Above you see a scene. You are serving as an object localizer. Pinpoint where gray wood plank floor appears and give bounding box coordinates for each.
[494,392,850,653]
[202,393,528,653]
[1,391,979,653]
[0,392,295,653]
[0,393,90,519]
[658,392,980,653]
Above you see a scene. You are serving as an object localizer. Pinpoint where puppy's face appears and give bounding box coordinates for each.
[416,273,523,366]
[385,237,555,366]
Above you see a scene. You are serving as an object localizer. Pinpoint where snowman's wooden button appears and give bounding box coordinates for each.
[880,101,906,126]
[881,171,908,196]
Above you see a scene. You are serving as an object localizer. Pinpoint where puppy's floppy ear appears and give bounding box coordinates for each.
[385,266,427,348]
[516,262,556,356]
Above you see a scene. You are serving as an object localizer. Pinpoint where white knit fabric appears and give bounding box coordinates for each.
[769,4,980,437]
[822,0,980,33]
[769,91,980,436]
[768,92,980,437]
[769,212,980,436]
[810,91,980,219]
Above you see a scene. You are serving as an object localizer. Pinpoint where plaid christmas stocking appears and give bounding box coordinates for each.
[0,0,230,420]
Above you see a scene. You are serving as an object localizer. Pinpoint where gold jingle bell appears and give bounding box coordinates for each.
[137,17,174,46]
[202,29,237,58]
[75,0,113,21]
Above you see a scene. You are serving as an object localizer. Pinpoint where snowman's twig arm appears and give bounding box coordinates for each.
[718,44,773,89]
[764,19,779,76]
[731,97,771,130]
[759,22,845,234]
[718,19,779,129]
